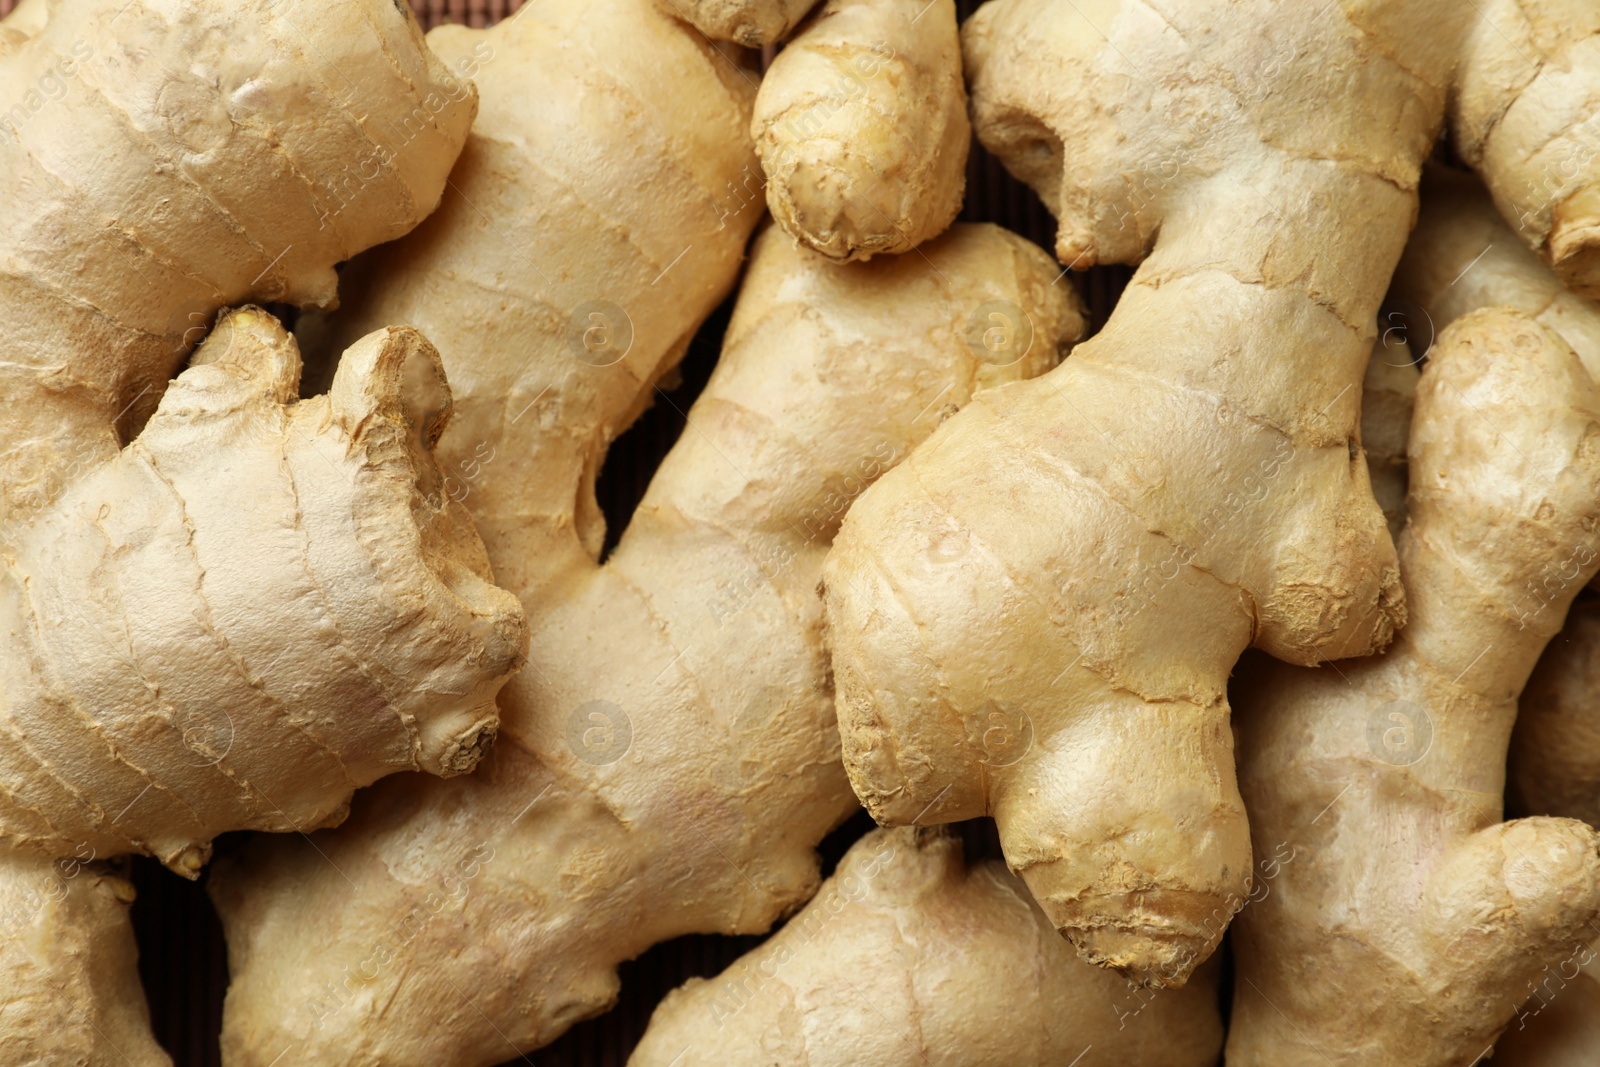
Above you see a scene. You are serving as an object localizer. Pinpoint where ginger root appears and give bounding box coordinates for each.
[6,310,525,868]
[1392,166,1600,379]
[289,0,763,592]
[630,826,1223,1067]
[821,0,1600,987]
[752,0,968,260]
[0,0,477,495]
[206,5,1076,1057]
[0,1,526,1060]
[1452,0,1600,299]
[0,852,167,1065]
[1323,157,1600,1067]
[1387,167,1600,829]
[822,0,1477,986]
[1227,307,1600,1065]
[659,0,818,46]
[213,209,1079,1064]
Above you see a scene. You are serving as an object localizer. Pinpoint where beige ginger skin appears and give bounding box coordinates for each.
[0,856,164,1064]
[1226,307,1600,1065]
[821,0,1493,986]
[214,218,1078,1065]
[1392,166,1600,381]
[823,0,1600,988]
[752,0,969,261]
[659,0,819,47]
[209,0,1080,1055]
[1386,167,1600,828]
[1349,161,1600,1067]
[631,826,1223,1067]
[1452,0,1600,299]
[1444,151,1600,1067]
[0,1,529,1062]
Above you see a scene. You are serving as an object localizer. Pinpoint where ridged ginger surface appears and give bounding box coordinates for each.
[1389,167,1600,829]
[1228,308,1600,1065]
[631,826,1223,1067]
[823,0,1470,985]
[210,0,1080,1058]
[752,0,968,260]
[823,0,1600,988]
[1392,167,1600,380]
[0,1,526,1061]
[215,216,1079,1065]
[1451,0,1600,299]
[661,0,818,46]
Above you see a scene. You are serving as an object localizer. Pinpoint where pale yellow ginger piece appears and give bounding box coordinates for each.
[1392,167,1600,379]
[1389,168,1600,824]
[824,0,1478,986]
[0,0,478,502]
[1392,165,1600,613]
[6,310,526,865]
[630,826,1223,1067]
[1379,168,1600,1066]
[0,1,523,1061]
[753,0,968,261]
[1227,308,1600,1065]
[0,852,167,1066]
[212,219,1080,1066]
[293,0,763,595]
[659,0,819,46]
[1453,0,1600,299]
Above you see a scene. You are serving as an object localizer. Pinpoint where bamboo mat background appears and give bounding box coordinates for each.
[0,0,1128,1063]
